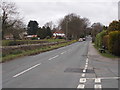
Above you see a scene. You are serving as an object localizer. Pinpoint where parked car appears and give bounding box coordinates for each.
[78,38,83,42]
[83,38,86,41]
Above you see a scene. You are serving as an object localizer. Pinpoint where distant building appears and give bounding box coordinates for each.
[26,35,38,40]
[4,33,14,40]
[53,30,65,39]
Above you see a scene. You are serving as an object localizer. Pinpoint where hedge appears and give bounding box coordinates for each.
[108,31,120,56]
[103,35,109,49]
[95,30,107,48]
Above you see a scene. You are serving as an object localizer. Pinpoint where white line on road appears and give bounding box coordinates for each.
[48,55,59,60]
[77,84,85,89]
[94,84,102,89]
[83,69,86,73]
[95,78,101,83]
[86,62,88,65]
[81,73,85,77]
[61,51,66,54]
[85,77,120,80]
[86,58,88,63]
[13,63,41,78]
[85,65,88,68]
[79,78,87,83]
[99,77,120,79]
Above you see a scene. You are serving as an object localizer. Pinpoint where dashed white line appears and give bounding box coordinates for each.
[85,65,88,68]
[77,57,89,89]
[86,62,88,65]
[95,78,101,83]
[79,78,87,83]
[13,63,41,78]
[83,69,86,73]
[61,51,66,54]
[94,84,102,89]
[81,73,85,77]
[86,58,88,63]
[86,58,88,62]
[77,84,85,89]
[48,55,59,60]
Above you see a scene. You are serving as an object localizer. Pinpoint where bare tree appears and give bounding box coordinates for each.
[91,22,103,42]
[59,13,90,40]
[44,21,53,30]
[1,1,25,39]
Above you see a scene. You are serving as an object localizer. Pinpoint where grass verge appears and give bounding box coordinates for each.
[2,40,77,63]
[2,39,65,46]
[93,44,120,58]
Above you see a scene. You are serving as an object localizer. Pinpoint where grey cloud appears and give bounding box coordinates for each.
[13,0,119,26]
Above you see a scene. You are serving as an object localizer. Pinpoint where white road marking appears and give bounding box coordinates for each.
[86,58,88,63]
[85,65,88,68]
[86,58,88,61]
[13,63,41,78]
[85,77,120,80]
[84,67,87,70]
[77,58,89,89]
[77,84,85,89]
[94,84,102,89]
[100,77,120,79]
[61,51,66,54]
[86,62,88,65]
[83,69,86,73]
[81,73,85,77]
[48,55,59,60]
[95,78,101,83]
[79,78,86,83]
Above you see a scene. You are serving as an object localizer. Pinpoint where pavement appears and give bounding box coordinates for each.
[78,41,119,89]
[2,37,120,89]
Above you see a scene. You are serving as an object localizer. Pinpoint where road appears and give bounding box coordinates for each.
[2,38,119,89]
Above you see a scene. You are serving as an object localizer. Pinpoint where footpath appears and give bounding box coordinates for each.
[86,41,119,88]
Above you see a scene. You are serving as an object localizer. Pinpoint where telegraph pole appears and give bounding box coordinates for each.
[118,1,120,20]
[66,21,68,40]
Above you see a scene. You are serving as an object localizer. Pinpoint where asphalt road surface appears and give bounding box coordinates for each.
[2,38,119,89]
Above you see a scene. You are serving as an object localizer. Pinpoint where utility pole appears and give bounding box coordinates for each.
[66,21,68,40]
[118,1,120,20]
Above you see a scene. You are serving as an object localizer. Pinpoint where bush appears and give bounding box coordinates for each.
[46,36,50,39]
[31,37,38,40]
[108,31,120,56]
[103,35,109,49]
[95,30,107,48]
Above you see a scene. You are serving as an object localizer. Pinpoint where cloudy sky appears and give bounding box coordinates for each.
[5,0,120,27]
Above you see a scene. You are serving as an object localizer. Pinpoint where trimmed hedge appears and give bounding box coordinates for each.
[108,31,120,56]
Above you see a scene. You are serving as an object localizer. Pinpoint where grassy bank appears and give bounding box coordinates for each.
[2,39,65,46]
[93,44,119,58]
[2,40,77,63]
